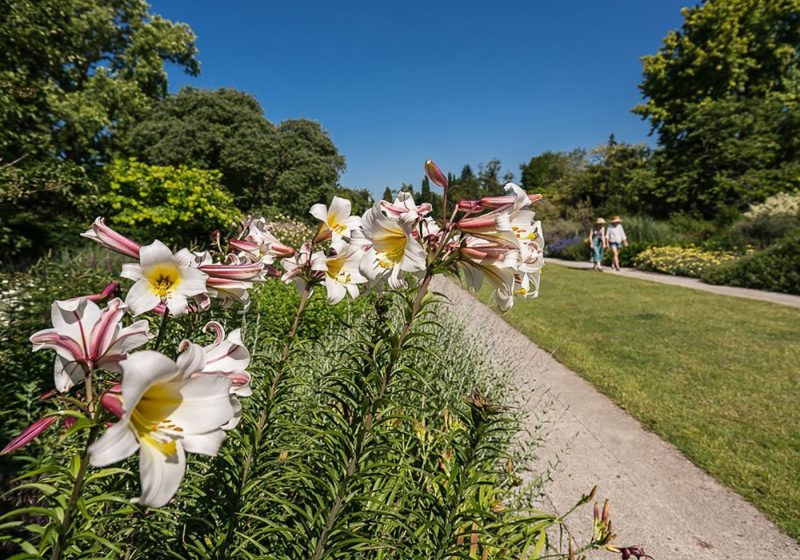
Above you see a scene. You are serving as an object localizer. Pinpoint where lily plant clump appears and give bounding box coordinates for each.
[0,160,643,559]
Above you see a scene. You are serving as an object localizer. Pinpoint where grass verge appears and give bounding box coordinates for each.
[477,263,800,539]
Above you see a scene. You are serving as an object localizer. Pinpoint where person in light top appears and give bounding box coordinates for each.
[606,216,628,271]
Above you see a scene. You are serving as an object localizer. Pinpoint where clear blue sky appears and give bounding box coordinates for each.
[149,1,691,197]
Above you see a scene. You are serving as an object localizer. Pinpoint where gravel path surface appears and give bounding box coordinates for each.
[433,276,800,560]
[546,258,800,309]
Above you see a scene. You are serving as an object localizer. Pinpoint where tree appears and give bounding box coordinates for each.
[0,0,199,165]
[382,187,394,202]
[122,88,346,215]
[519,150,587,201]
[634,0,800,216]
[120,88,274,204]
[0,0,198,261]
[583,137,654,213]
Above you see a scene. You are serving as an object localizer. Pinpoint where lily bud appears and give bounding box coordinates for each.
[476,193,543,210]
[86,281,121,303]
[1,416,57,455]
[81,217,141,259]
[425,159,449,189]
[100,392,124,419]
[457,199,481,211]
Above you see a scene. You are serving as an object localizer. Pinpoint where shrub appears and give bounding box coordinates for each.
[727,213,800,249]
[0,161,96,267]
[602,241,654,268]
[99,158,241,246]
[547,235,589,261]
[702,232,800,295]
[666,214,717,244]
[744,192,800,219]
[622,215,680,244]
[634,245,737,278]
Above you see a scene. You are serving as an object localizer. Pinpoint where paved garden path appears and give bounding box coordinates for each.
[546,258,800,309]
[433,276,800,560]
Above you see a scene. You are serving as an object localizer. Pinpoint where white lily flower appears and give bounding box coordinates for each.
[515,220,545,299]
[310,196,362,242]
[380,191,433,218]
[30,297,151,392]
[199,321,252,398]
[323,240,368,304]
[121,240,208,316]
[230,217,296,266]
[281,241,327,294]
[191,251,265,310]
[458,238,520,312]
[88,344,235,508]
[359,204,427,289]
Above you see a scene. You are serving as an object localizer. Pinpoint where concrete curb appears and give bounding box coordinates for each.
[433,276,800,560]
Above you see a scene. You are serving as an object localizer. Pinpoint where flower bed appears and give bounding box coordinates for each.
[633,245,737,278]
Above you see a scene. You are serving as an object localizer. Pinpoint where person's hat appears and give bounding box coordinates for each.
[595,217,606,225]
[611,216,623,223]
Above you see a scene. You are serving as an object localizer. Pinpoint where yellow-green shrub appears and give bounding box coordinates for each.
[100,158,241,246]
[633,245,737,278]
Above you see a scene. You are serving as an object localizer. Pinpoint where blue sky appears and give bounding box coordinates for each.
[150,1,690,196]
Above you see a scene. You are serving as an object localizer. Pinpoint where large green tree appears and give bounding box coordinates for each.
[122,87,346,216]
[0,0,198,261]
[634,0,800,217]
[519,150,587,201]
[0,0,198,165]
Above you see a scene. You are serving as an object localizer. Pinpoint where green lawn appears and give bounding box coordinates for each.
[477,264,800,539]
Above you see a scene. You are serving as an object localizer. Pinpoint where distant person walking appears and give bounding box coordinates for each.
[589,217,607,271]
[607,216,628,271]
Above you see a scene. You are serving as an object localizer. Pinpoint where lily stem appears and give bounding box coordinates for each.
[50,371,99,560]
[153,308,170,351]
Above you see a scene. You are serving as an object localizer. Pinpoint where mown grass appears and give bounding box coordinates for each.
[477,263,800,539]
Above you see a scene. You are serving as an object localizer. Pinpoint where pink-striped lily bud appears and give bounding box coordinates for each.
[425,160,449,189]
[229,238,296,260]
[199,262,265,282]
[455,215,498,231]
[100,391,124,419]
[86,281,121,303]
[81,217,141,259]
[457,199,481,211]
[476,193,543,210]
[1,416,57,455]
[459,245,514,261]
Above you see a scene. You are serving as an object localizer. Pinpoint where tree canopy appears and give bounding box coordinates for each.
[122,87,346,215]
[0,0,199,261]
[0,0,199,165]
[634,0,800,216]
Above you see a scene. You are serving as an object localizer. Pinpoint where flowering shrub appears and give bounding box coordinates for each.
[0,160,647,559]
[744,192,800,218]
[633,245,737,278]
[100,158,241,245]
